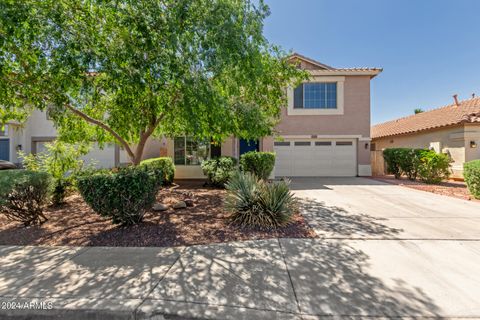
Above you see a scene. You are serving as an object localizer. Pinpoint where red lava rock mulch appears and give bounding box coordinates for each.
[0,180,316,247]
[372,176,479,202]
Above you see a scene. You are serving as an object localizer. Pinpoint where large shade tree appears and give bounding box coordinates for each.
[0,0,305,164]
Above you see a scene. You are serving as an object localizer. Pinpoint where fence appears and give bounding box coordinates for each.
[371,150,386,176]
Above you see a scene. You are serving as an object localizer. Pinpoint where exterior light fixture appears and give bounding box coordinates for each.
[471,141,477,148]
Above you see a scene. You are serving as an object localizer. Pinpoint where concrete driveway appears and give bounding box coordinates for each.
[290,177,480,318]
[291,177,480,239]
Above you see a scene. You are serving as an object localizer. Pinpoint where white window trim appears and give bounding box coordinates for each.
[173,136,210,166]
[287,76,345,115]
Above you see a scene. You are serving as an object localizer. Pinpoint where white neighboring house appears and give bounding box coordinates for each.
[1,109,138,168]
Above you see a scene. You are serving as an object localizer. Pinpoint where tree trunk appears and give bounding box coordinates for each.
[64,103,164,166]
[130,130,152,165]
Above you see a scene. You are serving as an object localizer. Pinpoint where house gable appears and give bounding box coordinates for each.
[288,53,334,70]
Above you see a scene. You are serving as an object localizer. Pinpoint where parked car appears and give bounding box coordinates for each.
[0,160,17,170]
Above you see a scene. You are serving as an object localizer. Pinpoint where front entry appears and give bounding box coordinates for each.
[239,139,259,155]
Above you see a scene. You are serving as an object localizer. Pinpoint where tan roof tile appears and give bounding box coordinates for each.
[287,53,382,73]
[372,97,480,139]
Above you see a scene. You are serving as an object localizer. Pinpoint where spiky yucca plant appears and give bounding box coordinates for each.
[224,171,297,228]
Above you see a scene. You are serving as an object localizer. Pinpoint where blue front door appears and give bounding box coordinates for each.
[239,139,259,155]
[0,139,9,161]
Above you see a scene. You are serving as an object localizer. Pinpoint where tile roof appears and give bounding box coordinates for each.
[288,53,382,79]
[372,97,480,139]
[334,67,383,72]
[288,52,335,70]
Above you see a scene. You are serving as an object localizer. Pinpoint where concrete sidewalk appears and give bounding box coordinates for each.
[2,238,480,319]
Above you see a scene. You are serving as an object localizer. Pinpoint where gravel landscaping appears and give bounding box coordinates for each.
[0,180,315,247]
[372,176,479,202]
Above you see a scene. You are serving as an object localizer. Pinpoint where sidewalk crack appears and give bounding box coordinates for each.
[133,247,186,319]
[277,238,302,315]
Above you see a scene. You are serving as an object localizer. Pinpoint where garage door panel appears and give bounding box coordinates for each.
[274,139,356,177]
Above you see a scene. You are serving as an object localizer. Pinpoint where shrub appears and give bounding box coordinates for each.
[19,141,90,205]
[0,170,53,226]
[382,148,403,179]
[201,156,237,187]
[225,171,296,228]
[77,167,157,225]
[394,148,423,180]
[384,148,423,180]
[383,148,451,183]
[416,150,451,184]
[139,157,175,186]
[239,151,275,180]
[464,160,480,199]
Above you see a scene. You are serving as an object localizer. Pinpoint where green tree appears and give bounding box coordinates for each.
[414,108,424,114]
[1,0,305,164]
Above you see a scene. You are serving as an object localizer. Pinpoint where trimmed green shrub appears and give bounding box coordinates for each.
[225,171,297,229]
[77,167,157,225]
[396,148,422,180]
[416,150,451,184]
[201,156,237,187]
[383,148,451,183]
[382,148,403,179]
[139,157,175,186]
[239,151,275,180]
[464,160,480,199]
[0,170,53,226]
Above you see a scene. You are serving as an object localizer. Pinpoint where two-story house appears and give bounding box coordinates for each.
[1,53,382,178]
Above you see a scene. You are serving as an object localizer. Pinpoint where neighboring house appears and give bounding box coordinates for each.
[1,110,139,168]
[371,96,480,178]
[2,53,382,178]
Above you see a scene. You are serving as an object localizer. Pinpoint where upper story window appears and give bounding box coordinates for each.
[174,136,210,165]
[294,82,337,109]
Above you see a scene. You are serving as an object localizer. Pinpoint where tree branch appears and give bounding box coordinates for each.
[63,103,135,160]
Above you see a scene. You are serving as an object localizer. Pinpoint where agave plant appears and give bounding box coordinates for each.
[225,171,297,228]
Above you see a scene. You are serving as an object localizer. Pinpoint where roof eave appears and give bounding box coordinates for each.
[372,122,466,140]
[287,53,335,70]
[310,69,383,78]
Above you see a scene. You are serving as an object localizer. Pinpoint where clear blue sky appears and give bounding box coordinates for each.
[262,0,480,124]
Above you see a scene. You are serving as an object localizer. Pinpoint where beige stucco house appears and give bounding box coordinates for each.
[0,53,382,178]
[371,96,480,178]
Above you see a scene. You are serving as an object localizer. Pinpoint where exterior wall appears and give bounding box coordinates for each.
[274,75,373,176]
[357,138,372,176]
[141,138,162,161]
[295,59,325,70]
[463,124,480,164]
[221,137,235,157]
[276,76,371,137]
[371,124,476,178]
[261,136,274,152]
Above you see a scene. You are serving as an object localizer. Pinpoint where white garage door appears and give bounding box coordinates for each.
[274,140,357,177]
[81,143,116,168]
